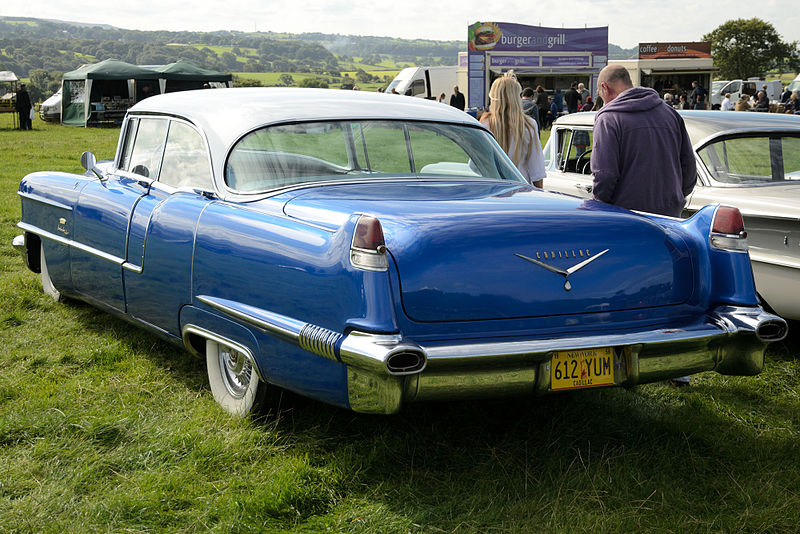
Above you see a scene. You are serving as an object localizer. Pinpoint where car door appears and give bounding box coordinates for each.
[544,126,595,200]
[123,118,216,337]
[70,116,164,312]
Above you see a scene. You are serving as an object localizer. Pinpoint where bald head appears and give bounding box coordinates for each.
[598,64,633,103]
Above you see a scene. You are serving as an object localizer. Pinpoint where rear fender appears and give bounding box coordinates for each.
[679,204,759,307]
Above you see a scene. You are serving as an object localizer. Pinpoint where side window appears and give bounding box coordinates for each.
[556,129,592,173]
[158,121,213,190]
[119,118,138,171]
[409,124,470,171]
[408,79,425,97]
[360,122,411,173]
[699,136,800,183]
[125,118,168,179]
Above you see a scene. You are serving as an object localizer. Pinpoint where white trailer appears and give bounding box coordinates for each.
[386,66,458,100]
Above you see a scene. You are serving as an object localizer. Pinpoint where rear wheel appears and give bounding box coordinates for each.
[206,339,268,417]
[40,244,62,301]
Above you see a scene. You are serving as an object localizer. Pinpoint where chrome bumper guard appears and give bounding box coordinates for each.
[194,296,786,415]
[342,306,786,414]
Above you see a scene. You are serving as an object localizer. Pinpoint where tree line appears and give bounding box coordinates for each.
[0,17,459,79]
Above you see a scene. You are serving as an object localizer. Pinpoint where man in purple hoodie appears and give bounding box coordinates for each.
[590,65,696,218]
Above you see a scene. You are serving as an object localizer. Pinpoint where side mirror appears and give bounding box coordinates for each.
[81,151,103,180]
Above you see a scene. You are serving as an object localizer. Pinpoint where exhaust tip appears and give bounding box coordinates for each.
[756,319,788,342]
[386,350,426,375]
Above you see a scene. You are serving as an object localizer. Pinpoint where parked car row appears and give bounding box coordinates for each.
[12,88,788,417]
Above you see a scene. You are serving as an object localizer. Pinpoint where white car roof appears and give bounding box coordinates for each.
[126,87,486,200]
[129,87,483,147]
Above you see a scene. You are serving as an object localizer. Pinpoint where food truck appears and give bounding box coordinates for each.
[464,22,608,110]
[615,42,717,104]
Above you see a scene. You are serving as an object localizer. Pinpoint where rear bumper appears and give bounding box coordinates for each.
[193,296,786,415]
[341,305,786,414]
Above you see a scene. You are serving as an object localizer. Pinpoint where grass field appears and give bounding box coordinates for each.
[1,113,799,532]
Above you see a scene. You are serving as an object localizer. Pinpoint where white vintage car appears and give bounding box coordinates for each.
[543,110,800,321]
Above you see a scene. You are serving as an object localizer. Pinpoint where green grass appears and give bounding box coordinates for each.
[0,113,799,532]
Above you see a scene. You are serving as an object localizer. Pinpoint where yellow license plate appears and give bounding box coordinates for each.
[551,347,614,391]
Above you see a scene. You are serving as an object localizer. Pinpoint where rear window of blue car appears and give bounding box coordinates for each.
[225,120,525,192]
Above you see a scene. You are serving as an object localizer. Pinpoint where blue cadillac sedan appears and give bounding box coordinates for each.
[13,88,787,416]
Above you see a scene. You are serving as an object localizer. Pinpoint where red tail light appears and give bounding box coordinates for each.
[710,205,748,252]
[351,215,388,271]
[353,215,385,251]
[712,206,745,236]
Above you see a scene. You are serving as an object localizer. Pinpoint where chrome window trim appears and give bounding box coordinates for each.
[118,113,216,195]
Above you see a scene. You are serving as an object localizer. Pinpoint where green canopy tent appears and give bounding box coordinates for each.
[61,59,160,126]
[154,60,233,93]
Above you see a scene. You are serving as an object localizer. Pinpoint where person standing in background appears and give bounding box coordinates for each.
[15,83,32,130]
[480,76,546,188]
[690,80,707,110]
[564,81,581,113]
[449,86,465,111]
[520,87,539,129]
[577,82,590,104]
[535,86,548,129]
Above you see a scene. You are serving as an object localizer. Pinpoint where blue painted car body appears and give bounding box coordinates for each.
[14,88,787,415]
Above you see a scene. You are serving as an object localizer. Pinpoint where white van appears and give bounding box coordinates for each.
[711,79,782,107]
[39,88,62,122]
[787,74,800,93]
[386,67,458,100]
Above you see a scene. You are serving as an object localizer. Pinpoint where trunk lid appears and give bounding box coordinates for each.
[279,181,695,322]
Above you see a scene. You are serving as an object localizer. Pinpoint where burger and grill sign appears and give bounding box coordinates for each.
[468,22,607,53]
[466,22,609,108]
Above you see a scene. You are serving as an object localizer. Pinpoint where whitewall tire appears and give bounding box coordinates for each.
[206,339,267,417]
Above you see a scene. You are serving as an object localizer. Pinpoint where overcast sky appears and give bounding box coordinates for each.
[3,2,797,49]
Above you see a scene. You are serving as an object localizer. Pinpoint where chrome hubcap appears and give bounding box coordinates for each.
[219,346,252,399]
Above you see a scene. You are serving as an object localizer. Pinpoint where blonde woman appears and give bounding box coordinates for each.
[480,75,546,188]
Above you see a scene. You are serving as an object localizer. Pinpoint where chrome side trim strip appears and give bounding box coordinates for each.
[122,262,143,273]
[748,250,800,270]
[17,221,125,265]
[181,324,265,381]
[196,295,307,341]
[196,295,340,361]
[18,191,74,211]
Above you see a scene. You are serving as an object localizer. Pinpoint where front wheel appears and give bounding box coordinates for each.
[206,339,268,417]
[40,243,62,301]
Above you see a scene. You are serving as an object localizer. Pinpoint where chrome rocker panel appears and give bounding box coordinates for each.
[197,295,786,415]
